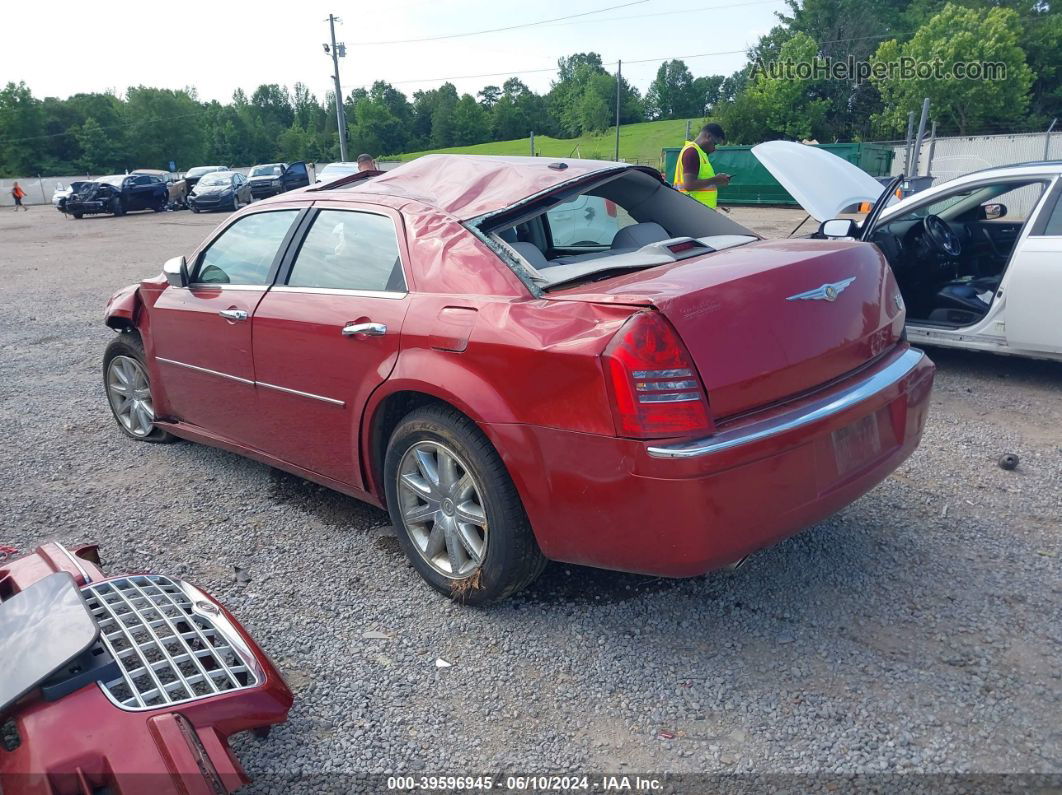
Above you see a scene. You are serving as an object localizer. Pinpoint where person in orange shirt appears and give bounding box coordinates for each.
[10,182,28,211]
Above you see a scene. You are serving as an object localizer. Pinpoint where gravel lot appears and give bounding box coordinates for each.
[1,206,1059,789]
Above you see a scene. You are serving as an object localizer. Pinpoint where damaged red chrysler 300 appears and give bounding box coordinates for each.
[102,155,935,603]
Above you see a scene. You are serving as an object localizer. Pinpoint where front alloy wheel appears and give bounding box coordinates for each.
[397,441,488,577]
[106,355,155,437]
[102,332,174,443]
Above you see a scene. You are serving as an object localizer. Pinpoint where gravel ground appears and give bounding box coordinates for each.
[1,207,1059,790]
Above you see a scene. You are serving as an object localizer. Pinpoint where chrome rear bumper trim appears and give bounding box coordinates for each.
[647,348,926,459]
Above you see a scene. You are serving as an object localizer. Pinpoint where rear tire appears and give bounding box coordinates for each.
[384,405,546,604]
[103,331,175,443]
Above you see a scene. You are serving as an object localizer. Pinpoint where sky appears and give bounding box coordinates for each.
[1,0,784,103]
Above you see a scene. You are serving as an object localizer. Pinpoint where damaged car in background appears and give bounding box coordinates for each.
[756,141,1062,361]
[65,173,170,218]
[52,180,92,214]
[0,540,292,793]
[101,154,935,604]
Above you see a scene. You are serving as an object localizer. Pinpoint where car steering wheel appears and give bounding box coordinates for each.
[922,214,962,257]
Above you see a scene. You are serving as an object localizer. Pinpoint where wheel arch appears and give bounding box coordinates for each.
[362,386,489,504]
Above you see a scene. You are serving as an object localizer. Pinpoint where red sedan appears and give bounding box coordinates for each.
[103,155,935,603]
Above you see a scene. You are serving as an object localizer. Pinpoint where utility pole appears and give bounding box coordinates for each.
[903,110,915,175]
[324,14,349,162]
[910,98,930,177]
[614,60,622,161]
[925,121,938,177]
[1045,118,1057,159]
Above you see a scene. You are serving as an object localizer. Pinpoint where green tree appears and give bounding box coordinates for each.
[477,85,501,109]
[123,86,206,170]
[871,3,1034,134]
[74,117,119,173]
[730,32,831,141]
[0,82,43,175]
[645,60,696,120]
[429,83,460,148]
[452,94,491,145]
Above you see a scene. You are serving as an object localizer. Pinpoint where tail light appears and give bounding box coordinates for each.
[602,311,714,438]
[604,200,618,217]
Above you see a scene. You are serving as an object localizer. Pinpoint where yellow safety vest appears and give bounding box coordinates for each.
[673,140,717,208]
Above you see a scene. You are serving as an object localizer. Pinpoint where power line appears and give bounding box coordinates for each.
[352,0,650,46]
[376,30,917,88]
[535,0,784,28]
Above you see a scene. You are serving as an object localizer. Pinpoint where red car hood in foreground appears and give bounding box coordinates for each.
[0,542,292,795]
[551,237,905,419]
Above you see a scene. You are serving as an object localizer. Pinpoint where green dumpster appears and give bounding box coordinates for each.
[661,143,894,206]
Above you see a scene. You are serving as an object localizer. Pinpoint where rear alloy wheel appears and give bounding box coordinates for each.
[384,405,546,604]
[398,441,488,578]
[103,332,174,443]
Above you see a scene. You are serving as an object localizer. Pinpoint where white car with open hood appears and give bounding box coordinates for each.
[753,141,1062,362]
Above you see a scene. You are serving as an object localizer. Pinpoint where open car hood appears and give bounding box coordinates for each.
[751,141,886,222]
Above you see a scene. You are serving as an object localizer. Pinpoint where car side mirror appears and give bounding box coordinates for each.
[163,255,188,287]
[819,218,858,239]
[983,203,1006,220]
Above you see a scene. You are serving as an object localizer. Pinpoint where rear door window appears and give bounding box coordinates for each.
[286,210,405,292]
[194,210,299,285]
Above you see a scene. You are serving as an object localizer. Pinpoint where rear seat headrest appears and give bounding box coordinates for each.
[611,221,670,250]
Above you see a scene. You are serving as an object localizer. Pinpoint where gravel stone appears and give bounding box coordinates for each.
[0,208,1059,785]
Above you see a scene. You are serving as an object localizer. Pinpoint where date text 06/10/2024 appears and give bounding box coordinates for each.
[386,775,665,791]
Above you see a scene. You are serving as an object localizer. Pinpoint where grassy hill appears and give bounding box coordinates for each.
[393,118,697,169]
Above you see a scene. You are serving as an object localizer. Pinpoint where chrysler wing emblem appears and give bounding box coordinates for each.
[786,277,856,302]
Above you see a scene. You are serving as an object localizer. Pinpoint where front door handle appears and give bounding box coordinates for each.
[219,309,248,321]
[342,322,387,337]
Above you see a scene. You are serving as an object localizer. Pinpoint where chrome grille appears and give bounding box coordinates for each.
[82,575,259,711]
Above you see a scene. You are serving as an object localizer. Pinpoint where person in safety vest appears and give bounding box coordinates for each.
[673,123,730,209]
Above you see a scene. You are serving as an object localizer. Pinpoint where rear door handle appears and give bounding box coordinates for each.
[342,322,387,337]
[218,309,248,321]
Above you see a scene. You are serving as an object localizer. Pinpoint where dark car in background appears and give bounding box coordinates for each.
[187,170,253,212]
[183,165,229,192]
[133,168,188,208]
[65,174,169,218]
[247,161,310,199]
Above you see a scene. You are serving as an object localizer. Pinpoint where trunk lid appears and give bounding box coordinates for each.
[549,238,904,419]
